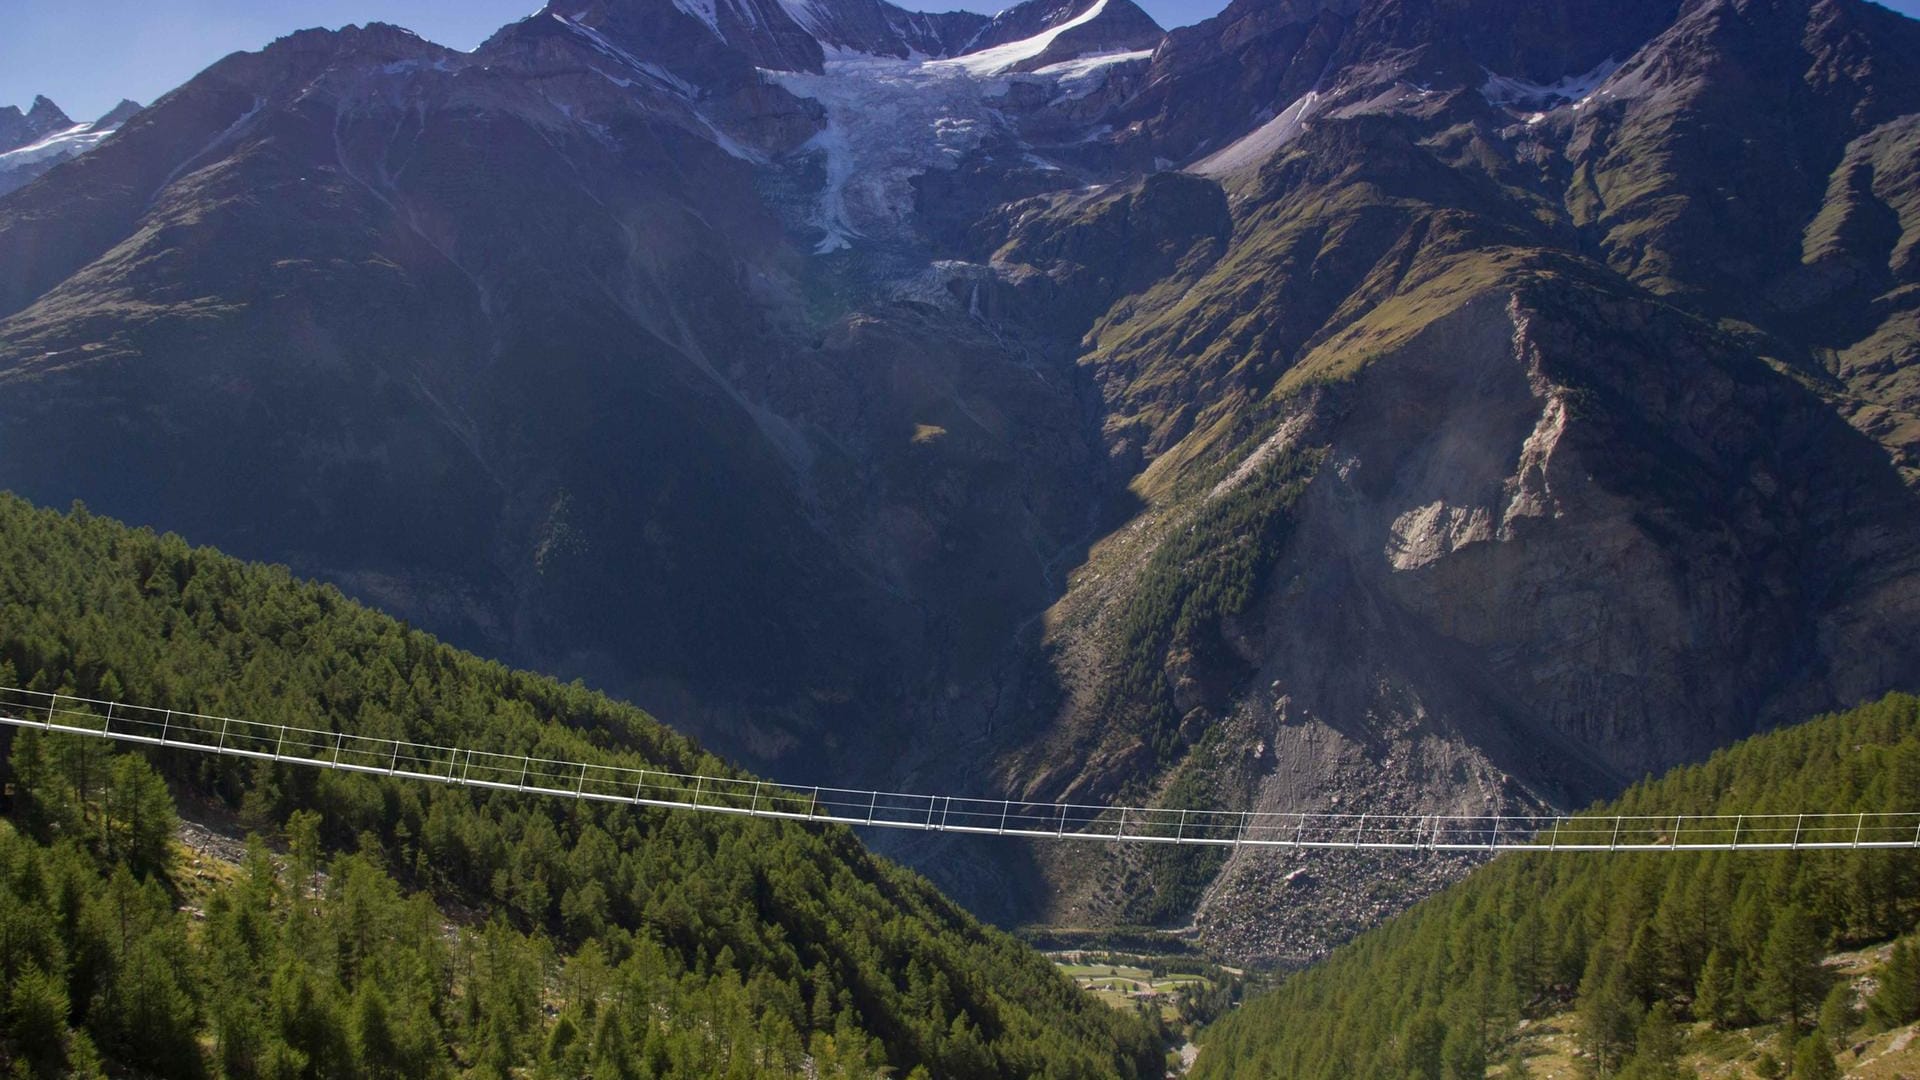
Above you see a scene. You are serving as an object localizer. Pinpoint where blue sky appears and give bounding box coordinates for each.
[5,0,1920,122]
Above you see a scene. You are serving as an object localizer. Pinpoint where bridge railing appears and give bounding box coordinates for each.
[4,685,1918,852]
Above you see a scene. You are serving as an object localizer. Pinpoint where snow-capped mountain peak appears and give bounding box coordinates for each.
[0,95,142,197]
[513,0,1157,85]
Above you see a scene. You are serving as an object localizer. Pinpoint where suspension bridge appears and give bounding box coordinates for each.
[4,686,1918,853]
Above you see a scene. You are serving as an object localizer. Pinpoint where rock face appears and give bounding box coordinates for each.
[4,0,1920,964]
[0,96,74,151]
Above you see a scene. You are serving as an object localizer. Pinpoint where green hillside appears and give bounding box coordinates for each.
[0,494,1160,1079]
[1193,694,1920,1079]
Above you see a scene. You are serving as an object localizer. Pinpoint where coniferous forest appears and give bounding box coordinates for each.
[0,495,1162,1079]
[1193,694,1920,1079]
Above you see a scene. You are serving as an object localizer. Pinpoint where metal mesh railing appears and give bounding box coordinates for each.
[4,686,1918,851]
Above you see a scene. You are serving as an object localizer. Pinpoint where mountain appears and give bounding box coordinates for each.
[1190,691,1920,1078]
[0,96,142,196]
[0,5,1163,793]
[0,493,1163,1078]
[986,0,1920,959]
[0,95,73,149]
[2,0,1920,967]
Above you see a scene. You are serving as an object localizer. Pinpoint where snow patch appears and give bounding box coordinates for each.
[0,122,113,170]
[1480,58,1620,113]
[930,0,1110,76]
[1034,48,1152,101]
[1188,91,1319,177]
[1030,47,1152,80]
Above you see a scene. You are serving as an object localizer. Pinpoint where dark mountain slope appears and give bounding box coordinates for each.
[0,21,912,770]
[0,7,1147,805]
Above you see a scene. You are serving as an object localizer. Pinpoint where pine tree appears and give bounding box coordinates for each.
[1440,1014,1486,1080]
[1815,981,1855,1048]
[103,754,174,879]
[1399,1009,1446,1080]
[1578,947,1641,1078]
[350,984,401,1079]
[1694,948,1738,1028]
[1757,906,1825,1031]
[1867,938,1920,1030]
[1617,1002,1684,1080]
[4,962,72,1078]
[1790,1033,1838,1080]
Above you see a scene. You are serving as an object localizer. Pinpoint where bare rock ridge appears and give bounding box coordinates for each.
[0,96,74,150]
[3,0,1920,963]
